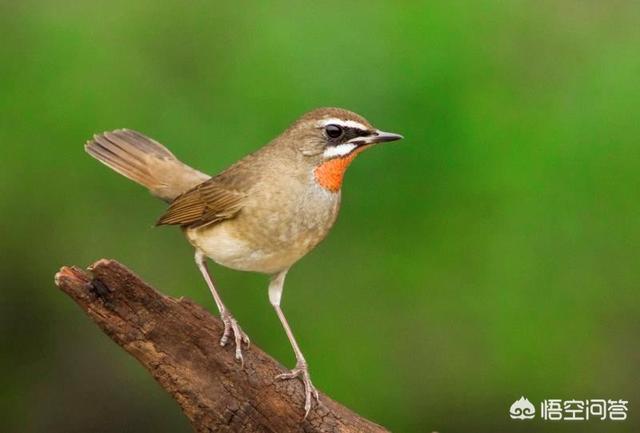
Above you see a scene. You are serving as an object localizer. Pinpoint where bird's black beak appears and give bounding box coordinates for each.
[348,130,404,146]
[371,130,404,143]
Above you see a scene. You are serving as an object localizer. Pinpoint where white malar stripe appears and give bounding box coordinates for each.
[318,117,368,131]
[323,143,357,158]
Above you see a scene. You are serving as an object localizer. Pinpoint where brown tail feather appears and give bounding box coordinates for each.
[85,129,210,202]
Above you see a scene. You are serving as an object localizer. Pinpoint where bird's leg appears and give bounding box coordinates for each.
[274,306,319,417]
[195,251,249,364]
[269,270,319,418]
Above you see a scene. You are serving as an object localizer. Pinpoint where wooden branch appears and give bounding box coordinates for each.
[54,259,389,433]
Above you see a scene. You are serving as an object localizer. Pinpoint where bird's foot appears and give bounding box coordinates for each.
[276,361,320,418]
[220,310,250,365]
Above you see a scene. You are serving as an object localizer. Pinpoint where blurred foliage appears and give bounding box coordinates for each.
[1,1,639,432]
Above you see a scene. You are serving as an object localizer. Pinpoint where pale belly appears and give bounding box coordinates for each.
[184,186,341,274]
[185,223,314,274]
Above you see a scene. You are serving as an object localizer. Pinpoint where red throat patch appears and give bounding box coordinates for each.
[314,147,366,192]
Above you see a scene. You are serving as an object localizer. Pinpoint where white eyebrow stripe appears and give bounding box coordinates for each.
[317,118,369,131]
[322,143,357,158]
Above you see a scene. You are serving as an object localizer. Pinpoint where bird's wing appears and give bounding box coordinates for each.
[156,177,247,227]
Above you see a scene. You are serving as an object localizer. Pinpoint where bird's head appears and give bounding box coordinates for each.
[281,107,403,192]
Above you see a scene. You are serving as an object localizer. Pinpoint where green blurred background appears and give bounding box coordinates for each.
[1,1,639,432]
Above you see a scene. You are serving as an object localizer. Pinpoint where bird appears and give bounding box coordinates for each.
[85,107,403,416]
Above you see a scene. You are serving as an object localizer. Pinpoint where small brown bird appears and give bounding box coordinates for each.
[85,107,402,415]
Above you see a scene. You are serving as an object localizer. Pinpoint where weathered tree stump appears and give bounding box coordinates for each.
[54,259,390,433]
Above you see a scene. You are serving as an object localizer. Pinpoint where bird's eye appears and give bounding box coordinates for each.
[325,124,343,139]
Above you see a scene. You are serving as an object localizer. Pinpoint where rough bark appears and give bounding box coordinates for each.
[54,259,390,433]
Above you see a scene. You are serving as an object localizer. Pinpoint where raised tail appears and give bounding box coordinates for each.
[85,129,210,202]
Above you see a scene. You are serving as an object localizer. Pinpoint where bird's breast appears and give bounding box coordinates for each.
[185,180,341,274]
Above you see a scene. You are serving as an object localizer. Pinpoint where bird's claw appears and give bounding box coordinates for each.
[220,311,250,365]
[276,362,320,418]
